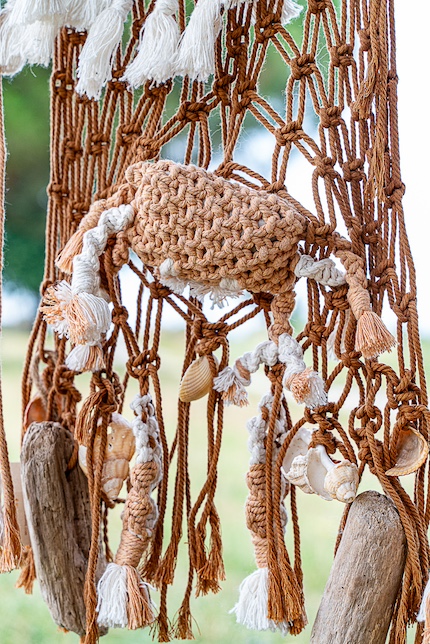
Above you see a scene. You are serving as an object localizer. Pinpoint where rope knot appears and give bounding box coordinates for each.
[358,29,371,51]
[329,44,354,67]
[116,124,142,146]
[290,54,316,80]
[319,105,342,128]
[177,101,211,123]
[212,75,234,105]
[307,0,330,13]
[255,14,279,43]
[313,155,336,178]
[275,121,304,145]
[342,158,365,182]
[86,133,110,157]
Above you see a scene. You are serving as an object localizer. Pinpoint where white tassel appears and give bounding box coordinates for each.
[65,343,105,372]
[278,334,327,409]
[9,0,67,24]
[417,576,430,622]
[23,18,60,66]
[97,563,129,628]
[175,0,223,81]
[279,0,302,25]
[76,0,133,100]
[213,366,249,406]
[0,5,26,76]
[231,568,289,634]
[123,0,180,87]
[66,0,108,30]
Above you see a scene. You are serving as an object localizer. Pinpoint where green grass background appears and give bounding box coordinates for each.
[0,327,424,643]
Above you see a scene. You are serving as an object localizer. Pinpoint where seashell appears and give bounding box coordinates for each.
[323,460,359,503]
[305,446,333,501]
[283,454,314,494]
[281,427,313,476]
[78,412,135,500]
[24,396,47,429]
[179,355,219,402]
[385,427,429,477]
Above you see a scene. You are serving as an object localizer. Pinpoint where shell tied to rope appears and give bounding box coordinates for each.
[96,394,162,630]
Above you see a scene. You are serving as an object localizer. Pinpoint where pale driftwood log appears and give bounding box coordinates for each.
[21,421,107,637]
[311,490,406,644]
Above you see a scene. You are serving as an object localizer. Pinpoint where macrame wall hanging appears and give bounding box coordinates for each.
[0,0,430,642]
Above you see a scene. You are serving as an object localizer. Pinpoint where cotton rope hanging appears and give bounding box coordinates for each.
[0,0,429,642]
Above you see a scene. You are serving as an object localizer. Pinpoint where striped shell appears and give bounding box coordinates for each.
[179,355,219,402]
[386,427,429,477]
[79,412,135,500]
[323,460,359,503]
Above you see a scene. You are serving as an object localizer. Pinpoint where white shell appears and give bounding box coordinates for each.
[305,446,333,501]
[385,427,429,477]
[283,454,314,494]
[323,460,359,503]
[281,427,313,476]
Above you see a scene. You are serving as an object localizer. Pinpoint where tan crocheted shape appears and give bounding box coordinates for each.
[126,160,308,296]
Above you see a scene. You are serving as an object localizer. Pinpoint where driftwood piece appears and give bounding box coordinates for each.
[21,421,107,636]
[311,490,406,644]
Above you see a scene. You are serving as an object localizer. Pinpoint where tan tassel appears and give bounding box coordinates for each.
[16,546,36,594]
[126,565,155,629]
[355,309,396,359]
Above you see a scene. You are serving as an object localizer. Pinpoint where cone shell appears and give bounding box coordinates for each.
[386,427,429,477]
[78,412,135,500]
[179,355,219,402]
[283,454,314,494]
[323,460,359,503]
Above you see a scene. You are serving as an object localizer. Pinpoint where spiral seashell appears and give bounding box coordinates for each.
[179,355,219,402]
[323,460,359,503]
[385,427,429,477]
[283,454,314,494]
[78,412,135,500]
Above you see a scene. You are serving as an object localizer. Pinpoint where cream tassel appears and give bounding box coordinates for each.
[123,0,180,88]
[9,0,67,23]
[76,0,133,100]
[175,0,223,81]
[66,0,108,30]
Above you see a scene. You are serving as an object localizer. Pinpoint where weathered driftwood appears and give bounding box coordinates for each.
[21,421,107,636]
[311,490,406,644]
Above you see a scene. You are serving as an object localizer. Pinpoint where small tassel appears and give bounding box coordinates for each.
[66,0,107,31]
[123,0,180,88]
[16,546,36,594]
[355,310,396,359]
[76,0,133,99]
[96,562,129,628]
[231,568,289,634]
[9,0,67,23]
[66,343,105,373]
[23,18,61,66]
[175,0,223,81]
[213,365,249,406]
[0,7,26,76]
[126,565,156,630]
[279,0,302,24]
[278,334,327,409]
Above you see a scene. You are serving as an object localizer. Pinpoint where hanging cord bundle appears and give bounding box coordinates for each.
[0,75,22,572]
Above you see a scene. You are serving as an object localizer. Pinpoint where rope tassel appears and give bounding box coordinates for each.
[76,0,133,100]
[123,0,180,88]
[96,394,162,630]
[175,0,223,81]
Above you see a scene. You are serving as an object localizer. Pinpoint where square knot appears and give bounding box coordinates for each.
[86,133,110,156]
[307,0,330,13]
[53,71,75,99]
[322,285,349,310]
[212,74,234,105]
[342,158,365,182]
[329,44,354,67]
[255,14,279,43]
[177,101,211,123]
[62,139,83,162]
[131,136,161,161]
[312,155,336,178]
[275,121,304,145]
[290,54,315,80]
[116,124,142,146]
[48,181,69,203]
[226,25,248,56]
[319,105,343,128]
[234,80,257,109]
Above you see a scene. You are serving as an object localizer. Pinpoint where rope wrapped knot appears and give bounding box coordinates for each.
[96,394,162,630]
[42,204,135,372]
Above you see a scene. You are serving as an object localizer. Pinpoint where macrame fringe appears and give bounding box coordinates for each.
[213,366,249,406]
[123,0,180,88]
[0,508,22,572]
[0,7,26,76]
[76,0,133,100]
[16,545,36,594]
[231,567,289,634]
[175,0,223,81]
[9,0,67,23]
[355,310,396,359]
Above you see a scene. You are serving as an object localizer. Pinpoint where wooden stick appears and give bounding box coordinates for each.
[21,422,107,637]
[311,490,406,644]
